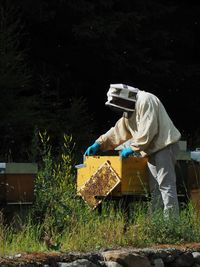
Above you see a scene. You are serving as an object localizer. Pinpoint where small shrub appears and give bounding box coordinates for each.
[33,131,77,232]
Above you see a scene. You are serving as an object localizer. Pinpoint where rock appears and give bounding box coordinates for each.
[192,252,200,264]
[57,259,98,267]
[102,250,151,267]
[153,258,164,267]
[173,252,194,267]
[101,261,123,267]
[48,257,58,267]
[165,254,177,263]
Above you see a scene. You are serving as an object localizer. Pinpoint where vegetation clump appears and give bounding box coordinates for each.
[0,132,200,256]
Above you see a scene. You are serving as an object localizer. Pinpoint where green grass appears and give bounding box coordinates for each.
[1,132,200,256]
[1,201,200,256]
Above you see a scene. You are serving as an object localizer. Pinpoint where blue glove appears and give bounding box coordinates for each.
[84,142,100,156]
[120,147,134,158]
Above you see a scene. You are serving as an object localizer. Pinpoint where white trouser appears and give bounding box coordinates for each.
[147,143,180,218]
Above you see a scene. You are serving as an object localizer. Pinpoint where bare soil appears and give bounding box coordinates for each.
[1,243,200,265]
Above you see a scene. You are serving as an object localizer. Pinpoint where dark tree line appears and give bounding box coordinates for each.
[0,0,200,162]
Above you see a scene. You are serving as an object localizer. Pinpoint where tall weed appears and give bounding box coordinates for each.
[33,131,77,232]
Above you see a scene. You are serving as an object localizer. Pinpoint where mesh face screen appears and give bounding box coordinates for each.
[110,96,135,109]
[128,91,137,100]
[112,88,121,95]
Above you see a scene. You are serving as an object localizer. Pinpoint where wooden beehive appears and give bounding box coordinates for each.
[187,161,200,190]
[76,156,149,202]
[190,189,200,212]
[0,163,38,204]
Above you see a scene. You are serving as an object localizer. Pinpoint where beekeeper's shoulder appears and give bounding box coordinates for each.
[138,90,158,103]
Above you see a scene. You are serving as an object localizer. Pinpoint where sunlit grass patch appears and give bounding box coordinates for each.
[1,132,200,256]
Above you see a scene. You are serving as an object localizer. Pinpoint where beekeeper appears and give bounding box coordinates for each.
[84,84,181,218]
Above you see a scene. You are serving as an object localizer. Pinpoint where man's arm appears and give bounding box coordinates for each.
[96,116,132,151]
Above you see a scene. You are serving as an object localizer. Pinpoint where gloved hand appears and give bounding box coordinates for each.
[120,147,134,158]
[84,142,100,156]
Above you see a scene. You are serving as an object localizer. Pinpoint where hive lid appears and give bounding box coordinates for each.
[0,163,38,174]
[78,160,121,209]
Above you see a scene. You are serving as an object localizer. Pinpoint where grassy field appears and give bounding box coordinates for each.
[1,201,200,256]
[1,132,200,256]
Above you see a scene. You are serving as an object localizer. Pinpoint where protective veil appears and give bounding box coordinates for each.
[105,84,139,112]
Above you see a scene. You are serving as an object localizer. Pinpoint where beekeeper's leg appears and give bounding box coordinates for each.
[147,157,164,214]
[154,143,179,218]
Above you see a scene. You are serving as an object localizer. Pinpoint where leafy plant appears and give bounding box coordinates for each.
[33,131,76,232]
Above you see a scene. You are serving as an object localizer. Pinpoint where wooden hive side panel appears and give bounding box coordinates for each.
[121,157,149,194]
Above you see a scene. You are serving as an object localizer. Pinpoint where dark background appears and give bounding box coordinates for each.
[0,0,200,162]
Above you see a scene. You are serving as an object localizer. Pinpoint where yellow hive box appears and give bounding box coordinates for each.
[76,156,149,197]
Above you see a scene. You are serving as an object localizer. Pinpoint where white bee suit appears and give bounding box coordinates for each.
[96,90,181,218]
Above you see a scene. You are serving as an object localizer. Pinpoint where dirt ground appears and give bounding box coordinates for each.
[1,243,200,265]
[151,242,200,250]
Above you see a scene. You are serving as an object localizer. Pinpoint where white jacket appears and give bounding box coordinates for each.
[96,90,181,155]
